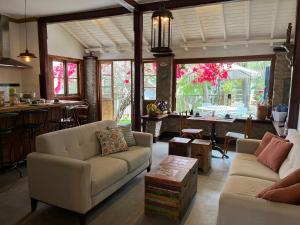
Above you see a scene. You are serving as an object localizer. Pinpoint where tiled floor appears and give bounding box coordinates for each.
[0,141,234,225]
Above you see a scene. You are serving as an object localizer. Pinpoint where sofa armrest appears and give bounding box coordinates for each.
[217,192,300,225]
[27,152,92,214]
[236,139,261,154]
[132,131,153,148]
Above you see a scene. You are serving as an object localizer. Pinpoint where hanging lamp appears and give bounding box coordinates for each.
[18,0,37,62]
[150,4,173,54]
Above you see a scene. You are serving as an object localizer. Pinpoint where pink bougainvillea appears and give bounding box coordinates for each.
[53,62,78,95]
[176,63,231,86]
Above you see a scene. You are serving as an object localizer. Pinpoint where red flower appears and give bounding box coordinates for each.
[124,79,129,84]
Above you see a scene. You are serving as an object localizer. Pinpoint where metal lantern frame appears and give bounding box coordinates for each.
[150,6,173,53]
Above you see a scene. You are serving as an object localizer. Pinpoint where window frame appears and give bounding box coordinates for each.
[143,60,157,101]
[173,55,276,114]
[48,55,83,99]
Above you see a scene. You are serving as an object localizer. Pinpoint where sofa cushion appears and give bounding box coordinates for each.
[257,168,300,198]
[254,132,279,156]
[261,183,300,205]
[86,156,128,196]
[118,124,136,147]
[279,130,300,179]
[107,146,151,172]
[230,153,280,182]
[257,138,293,172]
[223,175,274,197]
[36,120,117,160]
[95,128,128,156]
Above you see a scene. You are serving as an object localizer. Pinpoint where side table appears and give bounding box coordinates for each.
[191,139,212,172]
[169,137,191,157]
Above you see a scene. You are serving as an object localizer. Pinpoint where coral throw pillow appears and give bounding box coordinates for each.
[95,128,128,156]
[255,132,279,156]
[257,137,293,172]
[261,183,300,204]
[257,168,300,198]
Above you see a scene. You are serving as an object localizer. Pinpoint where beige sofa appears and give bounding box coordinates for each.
[27,120,152,225]
[217,129,300,225]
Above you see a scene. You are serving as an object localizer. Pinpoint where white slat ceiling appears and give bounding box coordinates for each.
[54,0,297,54]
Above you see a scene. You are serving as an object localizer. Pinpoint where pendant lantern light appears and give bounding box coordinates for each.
[150,5,173,54]
[18,0,37,62]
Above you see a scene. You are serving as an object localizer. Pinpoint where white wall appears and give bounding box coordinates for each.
[47,24,84,59]
[0,21,40,97]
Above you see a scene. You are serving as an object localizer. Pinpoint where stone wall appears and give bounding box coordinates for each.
[156,56,174,111]
[84,56,99,122]
[272,53,292,106]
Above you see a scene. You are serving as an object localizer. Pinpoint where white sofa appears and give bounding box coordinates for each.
[27,120,152,225]
[217,129,300,225]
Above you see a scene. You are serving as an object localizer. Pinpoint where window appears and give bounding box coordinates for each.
[50,57,81,97]
[99,60,132,124]
[143,62,157,100]
[101,62,113,99]
[175,60,272,118]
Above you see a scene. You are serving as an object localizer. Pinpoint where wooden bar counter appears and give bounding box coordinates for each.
[0,100,83,167]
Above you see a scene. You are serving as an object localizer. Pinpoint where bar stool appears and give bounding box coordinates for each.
[180,113,203,140]
[0,112,22,176]
[59,106,79,129]
[23,109,49,154]
[75,103,89,125]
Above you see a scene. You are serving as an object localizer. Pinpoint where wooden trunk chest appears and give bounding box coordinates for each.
[145,155,198,220]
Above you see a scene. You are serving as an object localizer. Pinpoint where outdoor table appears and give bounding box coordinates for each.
[187,116,236,158]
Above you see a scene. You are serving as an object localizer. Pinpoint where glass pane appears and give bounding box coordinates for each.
[68,78,78,95]
[144,62,157,76]
[101,63,112,75]
[175,62,271,118]
[113,61,132,124]
[144,76,156,88]
[52,61,64,78]
[67,63,78,78]
[102,86,112,99]
[54,78,64,95]
[102,75,111,87]
[144,88,156,100]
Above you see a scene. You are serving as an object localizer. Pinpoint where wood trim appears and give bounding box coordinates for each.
[9,17,38,23]
[174,55,275,64]
[38,19,49,99]
[40,7,130,23]
[48,55,84,100]
[133,11,143,131]
[288,0,300,128]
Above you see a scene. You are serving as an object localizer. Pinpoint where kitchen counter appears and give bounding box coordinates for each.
[0,100,83,113]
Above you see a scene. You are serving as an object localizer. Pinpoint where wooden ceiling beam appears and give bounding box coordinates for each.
[220,4,227,41]
[40,0,237,23]
[41,7,130,23]
[60,24,89,48]
[108,18,133,46]
[116,0,139,12]
[140,0,237,12]
[245,0,250,41]
[270,0,279,39]
[92,20,118,48]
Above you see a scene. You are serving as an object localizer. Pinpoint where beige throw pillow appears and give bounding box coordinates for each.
[95,128,128,156]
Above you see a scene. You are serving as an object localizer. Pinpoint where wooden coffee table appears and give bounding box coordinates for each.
[145,155,198,220]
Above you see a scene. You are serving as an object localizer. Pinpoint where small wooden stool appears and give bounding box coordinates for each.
[169,137,191,157]
[191,139,212,173]
[181,128,203,140]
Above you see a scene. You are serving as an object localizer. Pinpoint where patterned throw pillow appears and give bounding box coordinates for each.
[118,124,136,147]
[95,128,128,156]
